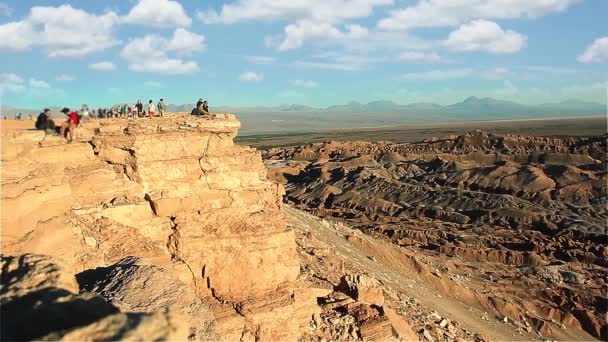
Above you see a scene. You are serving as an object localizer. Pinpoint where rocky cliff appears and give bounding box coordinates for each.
[1,115,319,340]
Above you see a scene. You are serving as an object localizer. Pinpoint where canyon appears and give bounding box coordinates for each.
[2,116,606,341]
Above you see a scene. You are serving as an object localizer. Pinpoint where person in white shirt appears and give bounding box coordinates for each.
[148,99,157,118]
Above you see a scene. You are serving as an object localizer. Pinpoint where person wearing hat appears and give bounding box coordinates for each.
[59,107,80,143]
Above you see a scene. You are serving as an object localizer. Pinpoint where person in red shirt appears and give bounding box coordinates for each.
[59,107,79,143]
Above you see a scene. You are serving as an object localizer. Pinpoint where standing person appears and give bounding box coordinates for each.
[59,107,79,143]
[157,98,166,117]
[147,100,156,118]
[136,100,143,117]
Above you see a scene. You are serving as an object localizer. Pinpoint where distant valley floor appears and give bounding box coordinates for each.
[236,116,607,149]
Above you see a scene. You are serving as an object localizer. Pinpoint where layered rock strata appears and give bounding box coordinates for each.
[1,115,317,340]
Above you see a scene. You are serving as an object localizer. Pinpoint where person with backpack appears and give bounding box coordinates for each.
[157,98,166,117]
[59,107,80,144]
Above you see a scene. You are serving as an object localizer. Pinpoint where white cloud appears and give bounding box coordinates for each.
[278,21,369,50]
[28,78,50,89]
[378,0,578,30]
[56,74,76,81]
[121,28,205,74]
[0,73,25,93]
[199,0,393,24]
[200,0,391,50]
[244,55,276,64]
[0,73,61,97]
[239,71,264,82]
[124,0,192,28]
[398,51,441,62]
[289,80,318,88]
[401,69,474,81]
[444,20,525,54]
[90,62,116,71]
[0,5,119,57]
[577,37,608,63]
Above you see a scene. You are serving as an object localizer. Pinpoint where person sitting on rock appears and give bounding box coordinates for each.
[197,100,210,116]
[35,108,55,132]
[59,107,79,144]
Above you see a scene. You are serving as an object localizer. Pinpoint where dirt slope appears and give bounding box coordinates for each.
[267,130,607,341]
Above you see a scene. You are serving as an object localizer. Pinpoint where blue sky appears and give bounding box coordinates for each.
[0,0,606,109]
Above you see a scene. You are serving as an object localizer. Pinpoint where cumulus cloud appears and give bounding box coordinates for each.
[90,62,116,71]
[124,0,191,27]
[239,71,264,82]
[398,51,442,62]
[0,5,119,57]
[289,80,318,88]
[378,0,578,30]
[577,37,608,63]
[444,20,526,54]
[200,0,391,50]
[121,28,205,74]
[199,0,393,24]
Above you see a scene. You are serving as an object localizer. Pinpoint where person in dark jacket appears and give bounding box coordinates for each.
[35,108,55,132]
[136,100,143,117]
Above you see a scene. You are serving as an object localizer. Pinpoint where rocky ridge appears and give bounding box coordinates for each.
[1,115,319,341]
[264,130,608,341]
[2,114,420,341]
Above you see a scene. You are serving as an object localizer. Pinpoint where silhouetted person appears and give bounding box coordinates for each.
[35,108,55,132]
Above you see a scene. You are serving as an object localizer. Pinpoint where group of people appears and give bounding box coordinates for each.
[193,98,211,116]
[32,97,215,144]
[86,99,167,119]
[35,107,80,144]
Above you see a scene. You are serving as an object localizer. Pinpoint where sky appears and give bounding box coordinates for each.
[0,0,607,109]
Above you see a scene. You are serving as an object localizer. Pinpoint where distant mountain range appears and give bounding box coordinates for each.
[222,97,605,118]
[2,97,604,124]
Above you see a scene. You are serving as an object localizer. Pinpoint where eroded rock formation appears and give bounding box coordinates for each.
[265,130,608,341]
[1,115,317,340]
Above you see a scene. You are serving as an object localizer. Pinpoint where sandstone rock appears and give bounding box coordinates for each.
[1,115,318,341]
[76,256,216,340]
[339,274,385,306]
[1,253,188,341]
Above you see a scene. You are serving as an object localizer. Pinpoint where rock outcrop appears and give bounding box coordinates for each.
[1,115,317,340]
[264,130,608,341]
[1,254,188,341]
